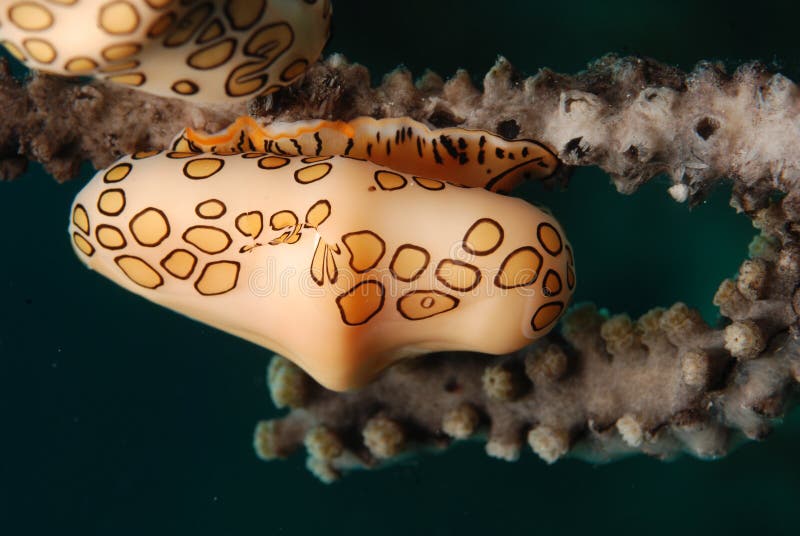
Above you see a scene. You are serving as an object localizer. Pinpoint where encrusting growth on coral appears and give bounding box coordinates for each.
[3,51,800,480]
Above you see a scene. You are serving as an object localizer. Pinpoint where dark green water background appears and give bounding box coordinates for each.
[2,1,799,534]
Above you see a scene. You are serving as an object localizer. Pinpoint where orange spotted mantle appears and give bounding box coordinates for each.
[0,0,331,102]
[69,140,575,391]
[179,116,560,192]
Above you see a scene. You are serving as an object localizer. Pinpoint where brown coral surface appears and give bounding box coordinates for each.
[3,53,798,481]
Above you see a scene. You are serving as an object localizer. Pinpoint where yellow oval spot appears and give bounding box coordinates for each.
[463,218,504,256]
[280,59,308,82]
[300,156,331,164]
[390,244,429,282]
[104,163,132,183]
[22,38,55,63]
[145,0,172,8]
[130,207,170,246]
[97,189,126,216]
[494,246,542,289]
[9,2,53,31]
[195,260,240,296]
[305,200,330,228]
[269,210,296,230]
[72,204,89,234]
[336,280,385,326]
[183,226,231,254]
[96,224,126,250]
[171,79,198,95]
[374,170,407,191]
[196,199,226,219]
[436,259,481,292]
[64,57,98,73]
[397,290,459,320]
[537,222,563,255]
[244,21,292,56]
[532,302,564,331]
[224,0,264,29]
[171,137,193,152]
[72,232,94,256]
[258,156,290,170]
[102,43,141,61]
[106,72,145,86]
[167,151,196,159]
[115,255,163,289]
[147,11,175,38]
[294,163,332,184]
[342,231,385,273]
[567,266,576,290]
[160,249,197,280]
[225,60,271,97]
[183,158,224,179]
[164,4,212,46]
[413,176,445,191]
[543,269,563,297]
[236,211,263,238]
[98,1,140,35]
[197,19,224,43]
[132,150,160,159]
[188,38,235,70]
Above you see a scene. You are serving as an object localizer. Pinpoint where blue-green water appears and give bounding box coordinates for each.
[2,1,798,534]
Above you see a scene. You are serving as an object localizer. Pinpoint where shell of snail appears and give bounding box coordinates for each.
[69,117,575,391]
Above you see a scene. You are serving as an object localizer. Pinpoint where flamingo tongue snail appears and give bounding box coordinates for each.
[68,119,574,391]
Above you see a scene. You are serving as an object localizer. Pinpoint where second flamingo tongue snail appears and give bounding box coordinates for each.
[0,0,331,102]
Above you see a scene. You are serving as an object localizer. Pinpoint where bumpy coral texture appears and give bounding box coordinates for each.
[3,53,799,481]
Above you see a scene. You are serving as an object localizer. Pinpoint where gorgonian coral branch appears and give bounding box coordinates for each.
[3,52,799,480]
[5,52,800,206]
[257,250,799,481]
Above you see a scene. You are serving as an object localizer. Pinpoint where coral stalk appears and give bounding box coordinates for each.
[3,52,799,480]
